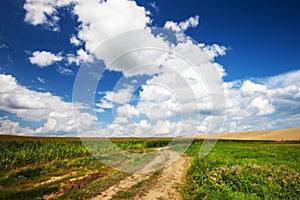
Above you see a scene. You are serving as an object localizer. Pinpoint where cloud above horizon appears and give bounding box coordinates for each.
[0,74,97,136]
[1,69,299,136]
[223,70,300,132]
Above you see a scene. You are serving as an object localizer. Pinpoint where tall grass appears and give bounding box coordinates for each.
[0,135,176,171]
[0,140,89,170]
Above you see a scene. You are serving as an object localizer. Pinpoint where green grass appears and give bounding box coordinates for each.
[182,140,300,200]
[0,185,59,200]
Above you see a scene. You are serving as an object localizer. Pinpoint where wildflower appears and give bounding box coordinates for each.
[279,165,285,169]
[268,176,273,182]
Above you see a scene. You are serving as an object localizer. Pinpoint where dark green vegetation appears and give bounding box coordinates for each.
[182,141,300,200]
[0,135,173,171]
[1,139,89,170]
[0,135,173,199]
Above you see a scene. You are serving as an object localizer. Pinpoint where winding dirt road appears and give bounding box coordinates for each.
[92,149,190,200]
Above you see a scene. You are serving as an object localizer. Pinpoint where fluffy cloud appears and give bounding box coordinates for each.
[0,116,37,135]
[164,15,199,32]
[73,0,151,52]
[29,51,63,67]
[92,25,227,130]
[136,81,182,120]
[202,44,227,61]
[101,87,134,105]
[106,118,180,137]
[23,0,74,31]
[24,0,151,49]
[249,97,275,116]
[24,0,56,27]
[241,80,268,95]
[96,100,113,109]
[105,70,300,137]
[117,104,139,118]
[223,70,300,132]
[104,117,214,137]
[70,35,82,46]
[66,49,94,65]
[86,14,226,137]
[0,74,97,135]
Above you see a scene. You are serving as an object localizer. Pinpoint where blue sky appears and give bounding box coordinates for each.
[0,0,299,137]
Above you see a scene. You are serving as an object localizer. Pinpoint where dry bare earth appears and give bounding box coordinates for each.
[92,149,190,200]
[196,127,300,141]
[135,155,191,200]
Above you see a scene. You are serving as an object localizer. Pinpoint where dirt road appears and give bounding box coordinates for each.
[92,149,190,200]
[136,155,190,200]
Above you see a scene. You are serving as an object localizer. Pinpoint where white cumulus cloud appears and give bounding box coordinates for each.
[29,51,63,67]
[223,70,300,132]
[164,15,199,32]
[0,74,97,136]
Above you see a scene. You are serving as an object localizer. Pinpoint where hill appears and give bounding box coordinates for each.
[196,127,300,141]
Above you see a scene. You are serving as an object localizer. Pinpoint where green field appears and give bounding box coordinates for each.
[0,135,299,199]
[182,141,300,199]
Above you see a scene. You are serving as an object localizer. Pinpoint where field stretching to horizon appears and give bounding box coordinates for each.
[0,133,299,200]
